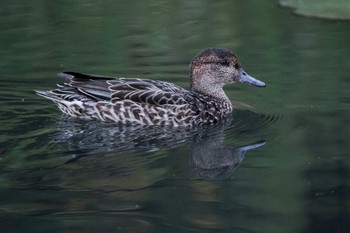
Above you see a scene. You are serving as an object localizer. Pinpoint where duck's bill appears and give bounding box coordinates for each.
[237,69,266,87]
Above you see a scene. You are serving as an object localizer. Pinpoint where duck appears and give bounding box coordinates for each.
[35,48,266,127]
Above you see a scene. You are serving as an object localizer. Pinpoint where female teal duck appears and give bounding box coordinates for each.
[36,48,266,127]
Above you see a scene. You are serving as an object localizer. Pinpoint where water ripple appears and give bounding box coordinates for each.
[224,109,286,140]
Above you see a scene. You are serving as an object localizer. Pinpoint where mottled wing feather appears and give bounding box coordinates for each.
[107,78,189,106]
[60,72,114,101]
[76,80,111,101]
[59,72,191,106]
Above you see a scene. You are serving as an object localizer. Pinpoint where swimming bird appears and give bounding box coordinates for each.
[35,48,266,127]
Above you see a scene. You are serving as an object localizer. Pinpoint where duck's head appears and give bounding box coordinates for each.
[190,48,265,99]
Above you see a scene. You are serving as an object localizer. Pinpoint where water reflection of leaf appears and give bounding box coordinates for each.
[279,0,350,20]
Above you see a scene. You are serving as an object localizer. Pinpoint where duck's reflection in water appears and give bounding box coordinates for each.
[187,117,265,179]
[51,115,265,179]
[190,139,265,179]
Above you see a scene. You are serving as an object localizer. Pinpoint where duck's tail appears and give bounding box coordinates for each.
[35,89,93,118]
[35,84,92,102]
[35,90,62,102]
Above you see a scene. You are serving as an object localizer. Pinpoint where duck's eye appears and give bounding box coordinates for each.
[234,63,240,69]
[220,61,230,66]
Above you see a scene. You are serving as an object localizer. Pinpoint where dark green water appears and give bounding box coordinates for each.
[1,1,349,232]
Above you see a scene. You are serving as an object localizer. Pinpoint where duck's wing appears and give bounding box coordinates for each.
[59,72,116,101]
[61,72,191,105]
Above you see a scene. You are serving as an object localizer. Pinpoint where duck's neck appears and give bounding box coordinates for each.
[191,85,233,116]
[190,74,230,101]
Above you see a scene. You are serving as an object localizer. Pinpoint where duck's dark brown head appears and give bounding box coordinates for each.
[189,48,265,99]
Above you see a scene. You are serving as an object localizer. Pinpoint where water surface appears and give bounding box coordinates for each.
[0,1,349,232]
